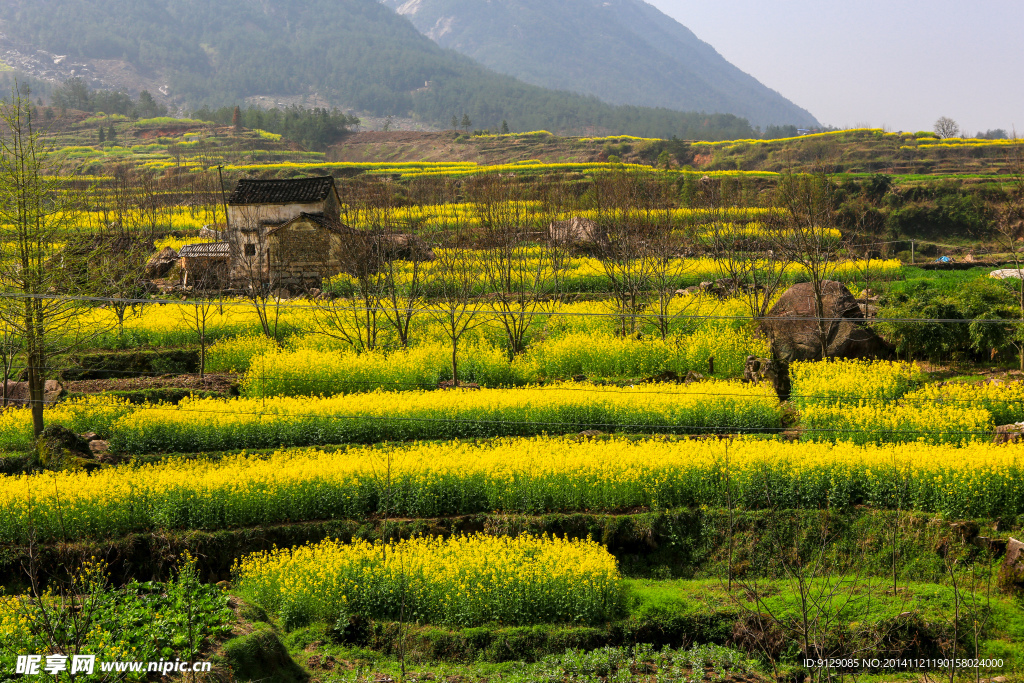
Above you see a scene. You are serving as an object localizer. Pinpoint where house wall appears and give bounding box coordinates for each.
[266,220,345,286]
[323,190,341,222]
[180,255,230,288]
[228,202,324,228]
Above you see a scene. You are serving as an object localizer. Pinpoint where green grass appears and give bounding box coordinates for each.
[889,266,997,294]
[221,574,1024,681]
[0,556,233,680]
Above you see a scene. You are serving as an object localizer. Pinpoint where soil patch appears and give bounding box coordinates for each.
[66,373,238,395]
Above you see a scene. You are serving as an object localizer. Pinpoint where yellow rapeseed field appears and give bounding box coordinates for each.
[234,534,624,628]
[2,436,1020,543]
[0,382,781,454]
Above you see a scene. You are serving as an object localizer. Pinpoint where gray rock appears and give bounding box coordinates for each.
[1,380,63,406]
[994,423,1023,444]
[761,281,890,362]
[145,246,178,278]
[88,440,110,454]
[1001,538,1024,596]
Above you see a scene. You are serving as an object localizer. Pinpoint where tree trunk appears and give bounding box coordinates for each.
[451,337,459,387]
[24,297,45,439]
[28,356,44,439]
[200,317,206,379]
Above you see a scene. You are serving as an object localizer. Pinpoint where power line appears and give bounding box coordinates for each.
[1,290,1023,325]
[29,368,1024,406]
[0,395,1010,439]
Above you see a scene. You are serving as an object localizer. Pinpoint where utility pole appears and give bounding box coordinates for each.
[217,165,230,230]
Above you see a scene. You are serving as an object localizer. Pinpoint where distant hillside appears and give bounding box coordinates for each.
[379,0,819,129]
[0,0,756,140]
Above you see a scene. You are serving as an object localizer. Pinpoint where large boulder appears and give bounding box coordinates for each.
[1,380,63,406]
[37,424,93,471]
[762,281,890,362]
[145,246,179,278]
[1000,538,1024,596]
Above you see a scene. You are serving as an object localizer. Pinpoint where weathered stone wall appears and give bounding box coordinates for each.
[228,202,324,228]
[266,221,344,286]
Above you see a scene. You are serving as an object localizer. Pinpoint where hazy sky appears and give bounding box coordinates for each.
[645,0,1023,135]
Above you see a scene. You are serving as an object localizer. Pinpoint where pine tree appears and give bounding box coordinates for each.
[232,105,242,131]
[108,124,116,142]
[98,126,105,143]
[460,114,471,131]
[501,120,509,135]
[450,115,458,130]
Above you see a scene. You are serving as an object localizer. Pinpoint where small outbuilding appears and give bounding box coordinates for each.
[178,242,230,288]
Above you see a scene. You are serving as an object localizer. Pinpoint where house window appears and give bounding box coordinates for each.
[244,244,256,256]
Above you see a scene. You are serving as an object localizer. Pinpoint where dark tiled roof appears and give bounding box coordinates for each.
[179,242,231,257]
[227,176,337,205]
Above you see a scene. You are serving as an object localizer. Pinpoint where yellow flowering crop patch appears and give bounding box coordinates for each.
[237,327,769,397]
[796,367,1023,445]
[790,359,924,408]
[2,436,1021,544]
[0,382,781,454]
[800,401,993,446]
[234,534,623,628]
[905,381,1024,426]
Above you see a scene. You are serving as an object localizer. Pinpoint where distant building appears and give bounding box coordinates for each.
[223,176,349,288]
[178,242,230,289]
[226,176,341,229]
[178,175,432,292]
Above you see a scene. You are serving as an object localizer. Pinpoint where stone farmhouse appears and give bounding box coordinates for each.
[212,176,350,289]
[173,175,433,292]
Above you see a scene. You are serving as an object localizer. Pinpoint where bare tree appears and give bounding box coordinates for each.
[307,225,386,352]
[177,270,224,379]
[730,512,905,683]
[472,175,555,358]
[0,83,98,437]
[697,176,790,325]
[768,169,847,359]
[536,178,579,305]
[991,135,1024,368]
[424,224,491,386]
[592,172,660,336]
[934,116,961,139]
[87,165,160,340]
[643,210,700,339]
[227,204,285,343]
[377,218,427,351]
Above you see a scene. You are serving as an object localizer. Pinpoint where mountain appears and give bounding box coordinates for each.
[379,0,819,129]
[0,0,757,140]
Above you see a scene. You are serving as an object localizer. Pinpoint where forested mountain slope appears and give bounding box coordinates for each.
[380,0,819,129]
[0,0,755,139]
